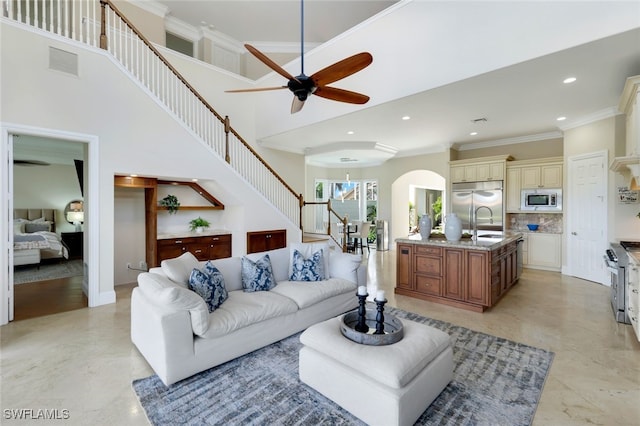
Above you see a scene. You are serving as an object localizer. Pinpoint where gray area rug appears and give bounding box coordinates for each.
[132,307,554,425]
[13,259,84,284]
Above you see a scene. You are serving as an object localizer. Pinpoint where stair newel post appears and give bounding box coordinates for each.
[224,116,231,163]
[327,199,332,237]
[298,194,304,231]
[99,0,107,50]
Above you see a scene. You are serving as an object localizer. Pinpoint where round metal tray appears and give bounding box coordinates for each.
[340,309,404,346]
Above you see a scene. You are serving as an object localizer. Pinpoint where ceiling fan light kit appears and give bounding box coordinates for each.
[225,0,372,113]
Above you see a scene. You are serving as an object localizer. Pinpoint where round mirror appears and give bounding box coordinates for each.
[64,200,84,229]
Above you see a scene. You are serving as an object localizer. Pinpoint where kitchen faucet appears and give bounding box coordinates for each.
[472,205,494,241]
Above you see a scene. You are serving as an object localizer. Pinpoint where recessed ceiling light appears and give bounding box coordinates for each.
[402,116,411,121]
[347,131,354,135]
[563,77,576,84]
[556,116,566,121]
[470,132,478,136]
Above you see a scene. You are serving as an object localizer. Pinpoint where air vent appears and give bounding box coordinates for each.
[340,157,358,163]
[49,47,78,76]
[471,118,487,124]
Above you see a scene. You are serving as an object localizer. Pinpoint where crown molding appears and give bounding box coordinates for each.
[199,27,245,53]
[451,132,562,151]
[557,107,621,131]
[165,15,200,41]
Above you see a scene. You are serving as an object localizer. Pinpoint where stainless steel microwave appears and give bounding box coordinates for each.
[521,189,562,211]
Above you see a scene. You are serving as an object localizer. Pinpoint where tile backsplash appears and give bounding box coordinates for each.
[507,213,563,234]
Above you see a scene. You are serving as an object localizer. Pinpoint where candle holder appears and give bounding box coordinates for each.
[355,292,369,333]
[374,298,387,334]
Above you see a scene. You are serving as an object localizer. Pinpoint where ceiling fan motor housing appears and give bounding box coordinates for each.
[288,75,316,101]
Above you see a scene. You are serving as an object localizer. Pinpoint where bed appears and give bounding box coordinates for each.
[13,209,69,266]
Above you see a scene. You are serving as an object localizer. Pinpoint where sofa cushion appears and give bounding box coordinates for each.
[210,257,242,292]
[329,251,362,283]
[270,278,357,309]
[289,243,331,279]
[241,254,276,292]
[289,249,325,282]
[245,247,290,283]
[188,262,228,313]
[160,252,199,286]
[138,272,209,336]
[199,290,299,339]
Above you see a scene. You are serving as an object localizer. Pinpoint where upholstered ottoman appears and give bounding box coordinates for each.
[299,316,453,426]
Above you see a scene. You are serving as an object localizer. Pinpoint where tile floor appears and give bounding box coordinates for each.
[1,249,639,425]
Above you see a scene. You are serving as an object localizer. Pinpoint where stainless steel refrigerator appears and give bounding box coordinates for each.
[451,181,503,233]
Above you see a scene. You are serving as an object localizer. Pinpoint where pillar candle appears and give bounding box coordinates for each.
[376,290,386,301]
[357,286,367,296]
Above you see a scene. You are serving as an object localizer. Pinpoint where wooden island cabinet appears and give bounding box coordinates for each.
[395,233,522,312]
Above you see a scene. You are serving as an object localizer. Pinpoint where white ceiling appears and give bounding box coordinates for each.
[154,0,640,167]
[17,1,640,168]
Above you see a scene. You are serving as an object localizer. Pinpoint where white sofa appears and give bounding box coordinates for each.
[131,243,365,386]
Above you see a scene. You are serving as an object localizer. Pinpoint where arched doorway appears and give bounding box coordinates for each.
[390,170,446,245]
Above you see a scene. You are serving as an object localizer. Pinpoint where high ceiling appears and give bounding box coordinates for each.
[117,2,640,167]
[154,1,639,167]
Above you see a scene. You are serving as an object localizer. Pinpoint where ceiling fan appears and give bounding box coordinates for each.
[225,0,373,114]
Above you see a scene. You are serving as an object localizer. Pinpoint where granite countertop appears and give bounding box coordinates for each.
[157,229,231,239]
[395,231,523,251]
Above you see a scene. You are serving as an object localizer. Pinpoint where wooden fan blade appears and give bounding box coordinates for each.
[291,97,305,114]
[244,44,299,82]
[313,86,370,105]
[225,86,287,93]
[311,52,372,87]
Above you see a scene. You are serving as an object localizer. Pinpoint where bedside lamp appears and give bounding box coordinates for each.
[66,211,84,232]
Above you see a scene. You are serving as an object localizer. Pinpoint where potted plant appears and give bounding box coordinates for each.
[160,194,180,214]
[189,216,210,233]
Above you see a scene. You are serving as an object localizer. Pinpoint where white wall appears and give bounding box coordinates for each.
[1,22,302,306]
[564,115,636,243]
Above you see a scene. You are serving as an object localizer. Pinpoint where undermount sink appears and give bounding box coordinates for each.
[478,234,503,239]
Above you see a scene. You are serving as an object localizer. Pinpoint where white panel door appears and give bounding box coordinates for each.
[568,152,607,284]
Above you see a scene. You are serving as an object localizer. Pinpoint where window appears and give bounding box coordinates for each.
[313,179,377,233]
[166,32,194,57]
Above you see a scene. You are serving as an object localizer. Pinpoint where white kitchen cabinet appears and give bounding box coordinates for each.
[506,167,522,212]
[526,233,561,271]
[449,155,511,184]
[627,253,640,342]
[521,164,563,188]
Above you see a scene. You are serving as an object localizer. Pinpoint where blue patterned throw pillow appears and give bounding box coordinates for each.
[188,261,228,313]
[290,249,325,282]
[241,254,276,292]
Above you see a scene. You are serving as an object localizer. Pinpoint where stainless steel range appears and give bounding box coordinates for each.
[605,243,630,324]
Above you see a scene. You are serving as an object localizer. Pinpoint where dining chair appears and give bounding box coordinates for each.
[351,221,371,254]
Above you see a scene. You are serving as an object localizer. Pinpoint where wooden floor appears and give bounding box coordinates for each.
[13,275,88,321]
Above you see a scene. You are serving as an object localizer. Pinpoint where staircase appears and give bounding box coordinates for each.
[3,0,301,228]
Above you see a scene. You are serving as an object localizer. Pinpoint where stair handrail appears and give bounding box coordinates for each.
[4,0,304,229]
[302,199,349,252]
[100,0,300,200]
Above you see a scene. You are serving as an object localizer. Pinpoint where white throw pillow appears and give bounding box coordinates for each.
[138,272,209,336]
[289,242,330,278]
[161,252,199,286]
[329,251,362,283]
[160,286,210,336]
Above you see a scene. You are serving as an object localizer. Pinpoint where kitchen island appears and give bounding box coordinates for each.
[395,232,523,312]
